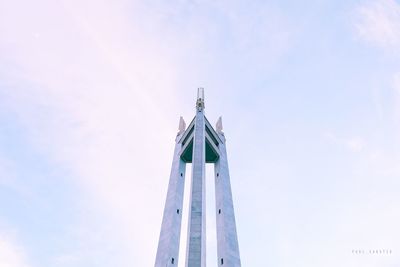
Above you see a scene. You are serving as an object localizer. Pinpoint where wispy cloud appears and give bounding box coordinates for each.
[354,0,400,52]
[6,1,400,267]
[0,0,186,265]
[0,155,31,198]
[0,0,294,265]
[0,156,16,188]
[324,132,366,152]
[392,72,400,134]
[0,230,30,267]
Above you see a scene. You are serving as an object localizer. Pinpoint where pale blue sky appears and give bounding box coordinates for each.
[1,0,400,266]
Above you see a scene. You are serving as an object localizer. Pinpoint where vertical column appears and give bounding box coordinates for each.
[185,110,206,267]
[155,134,186,267]
[214,134,241,267]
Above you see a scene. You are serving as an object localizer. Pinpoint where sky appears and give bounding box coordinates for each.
[0,0,400,266]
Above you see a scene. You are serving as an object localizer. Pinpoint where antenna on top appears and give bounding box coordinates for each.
[196,87,205,111]
[197,87,204,100]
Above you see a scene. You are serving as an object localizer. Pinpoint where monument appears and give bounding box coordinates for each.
[155,89,241,267]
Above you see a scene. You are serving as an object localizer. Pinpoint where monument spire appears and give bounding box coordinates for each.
[155,89,241,267]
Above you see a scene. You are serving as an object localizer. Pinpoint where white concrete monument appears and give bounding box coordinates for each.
[155,89,241,267]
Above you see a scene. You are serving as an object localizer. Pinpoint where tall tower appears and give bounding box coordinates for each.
[155,89,241,267]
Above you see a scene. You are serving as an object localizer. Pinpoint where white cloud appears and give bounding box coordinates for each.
[324,132,366,152]
[355,0,400,51]
[391,72,400,143]
[0,0,184,265]
[345,137,366,152]
[0,155,31,198]
[0,231,30,267]
[325,131,400,178]
[0,156,16,188]
[0,0,295,265]
[394,72,400,92]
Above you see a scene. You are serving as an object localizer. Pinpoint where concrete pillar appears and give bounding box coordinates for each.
[155,133,186,267]
[185,109,206,267]
[214,134,241,267]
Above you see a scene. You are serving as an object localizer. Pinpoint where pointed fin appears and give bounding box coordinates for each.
[216,116,223,133]
[178,116,186,134]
